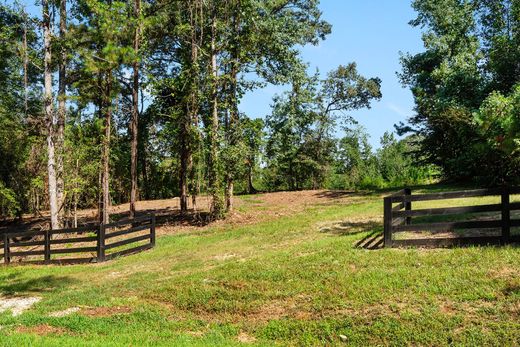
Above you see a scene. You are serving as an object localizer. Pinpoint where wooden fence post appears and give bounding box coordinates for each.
[97,224,106,262]
[44,230,51,264]
[501,187,510,243]
[150,214,156,248]
[3,233,9,265]
[404,188,412,225]
[384,196,393,247]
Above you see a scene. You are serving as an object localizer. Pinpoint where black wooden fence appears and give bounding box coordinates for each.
[384,188,520,247]
[1,214,155,265]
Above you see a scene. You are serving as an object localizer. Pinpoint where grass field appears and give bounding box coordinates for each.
[0,186,519,346]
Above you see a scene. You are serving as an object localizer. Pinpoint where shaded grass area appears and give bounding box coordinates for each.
[0,186,519,346]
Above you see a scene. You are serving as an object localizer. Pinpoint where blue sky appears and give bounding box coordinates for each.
[239,1,424,148]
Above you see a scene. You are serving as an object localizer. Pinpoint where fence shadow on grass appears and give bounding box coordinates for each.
[0,272,76,296]
[354,230,384,250]
[319,220,384,250]
[313,190,373,200]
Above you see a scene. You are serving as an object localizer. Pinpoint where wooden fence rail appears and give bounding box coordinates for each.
[0,214,155,265]
[384,188,520,248]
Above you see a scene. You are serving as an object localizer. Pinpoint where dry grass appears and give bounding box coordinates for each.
[16,324,67,336]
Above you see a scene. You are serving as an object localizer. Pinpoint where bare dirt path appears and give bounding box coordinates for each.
[0,190,365,236]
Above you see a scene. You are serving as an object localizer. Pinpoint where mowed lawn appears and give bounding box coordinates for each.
[0,187,519,346]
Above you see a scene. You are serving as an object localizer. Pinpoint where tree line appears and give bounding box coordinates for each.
[12,0,513,225]
[399,0,520,185]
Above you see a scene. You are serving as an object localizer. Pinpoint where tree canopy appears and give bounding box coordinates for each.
[398,0,520,185]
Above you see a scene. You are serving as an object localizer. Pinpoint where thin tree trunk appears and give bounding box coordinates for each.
[209,7,224,218]
[188,136,196,213]
[225,72,238,212]
[36,191,40,216]
[56,0,67,225]
[138,85,149,200]
[180,102,189,214]
[189,0,202,214]
[225,0,241,212]
[140,142,149,200]
[225,180,234,211]
[179,0,200,215]
[73,158,78,228]
[97,156,102,221]
[179,142,189,213]
[23,7,28,117]
[247,160,257,194]
[130,0,140,218]
[100,71,112,225]
[43,0,59,230]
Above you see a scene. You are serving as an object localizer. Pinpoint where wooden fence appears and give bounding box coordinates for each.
[0,214,155,265]
[384,188,520,247]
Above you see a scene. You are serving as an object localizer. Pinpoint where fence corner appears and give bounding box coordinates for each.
[501,187,510,243]
[97,224,106,262]
[150,214,156,248]
[383,196,393,248]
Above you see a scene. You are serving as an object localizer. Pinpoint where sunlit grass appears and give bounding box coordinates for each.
[0,185,518,346]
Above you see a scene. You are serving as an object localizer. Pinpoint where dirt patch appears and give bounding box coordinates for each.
[136,190,358,237]
[16,324,66,336]
[509,302,520,318]
[330,298,429,320]
[439,302,457,316]
[48,307,81,317]
[488,266,520,280]
[152,190,359,236]
[154,293,519,327]
[248,301,289,322]
[436,299,518,322]
[213,253,237,261]
[186,330,205,337]
[150,295,314,325]
[0,296,41,316]
[80,306,132,317]
[4,190,359,237]
[239,295,317,323]
[237,331,256,343]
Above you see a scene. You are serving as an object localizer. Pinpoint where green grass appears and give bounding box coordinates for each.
[0,186,519,346]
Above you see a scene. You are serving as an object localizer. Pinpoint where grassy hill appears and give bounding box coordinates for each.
[0,187,519,346]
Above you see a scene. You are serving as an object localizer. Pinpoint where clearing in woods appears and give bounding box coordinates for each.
[0,186,519,346]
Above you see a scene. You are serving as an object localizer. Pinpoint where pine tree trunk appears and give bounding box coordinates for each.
[56,0,67,225]
[225,74,238,212]
[73,158,78,228]
[180,96,189,213]
[140,143,149,200]
[225,3,240,212]
[179,142,189,213]
[130,0,140,218]
[209,8,224,218]
[187,153,193,210]
[23,8,28,117]
[100,71,112,225]
[43,0,59,230]
[188,0,202,215]
[180,104,189,214]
